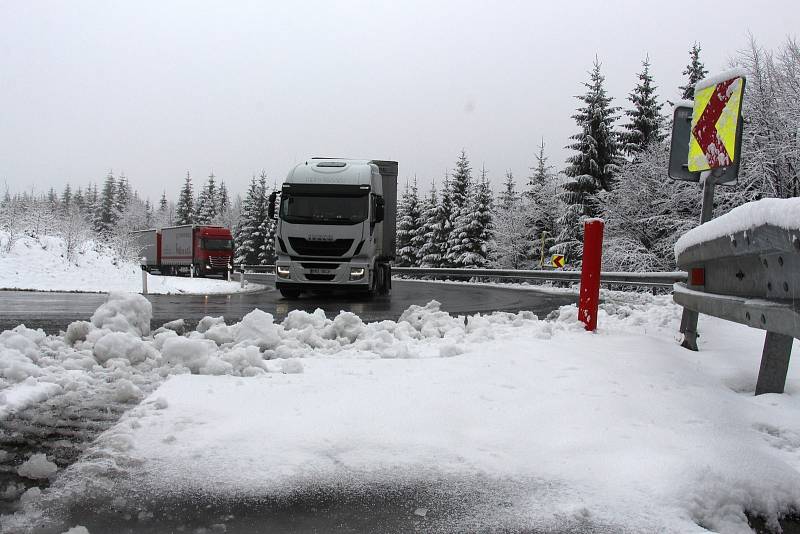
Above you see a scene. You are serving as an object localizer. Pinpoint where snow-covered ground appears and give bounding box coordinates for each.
[1,293,799,533]
[0,232,261,294]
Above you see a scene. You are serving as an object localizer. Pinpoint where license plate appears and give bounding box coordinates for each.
[310,268,331,274]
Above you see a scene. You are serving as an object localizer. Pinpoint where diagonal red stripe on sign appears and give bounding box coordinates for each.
[692,78,735,167]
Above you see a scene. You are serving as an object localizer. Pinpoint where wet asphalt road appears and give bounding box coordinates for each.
[0,275,578,333]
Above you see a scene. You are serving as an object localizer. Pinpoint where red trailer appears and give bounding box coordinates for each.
[134,225,234,277]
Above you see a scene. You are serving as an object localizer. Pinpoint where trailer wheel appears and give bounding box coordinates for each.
[279,288,301,299]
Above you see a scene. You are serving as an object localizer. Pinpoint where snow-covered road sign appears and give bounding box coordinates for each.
[551,254,565,268]
[688,72,746,172]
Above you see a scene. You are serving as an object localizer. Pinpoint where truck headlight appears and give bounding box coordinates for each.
[350,267,365,280]
[277,266,290,279]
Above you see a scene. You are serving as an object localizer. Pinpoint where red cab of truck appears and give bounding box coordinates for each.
[193,226,235,276]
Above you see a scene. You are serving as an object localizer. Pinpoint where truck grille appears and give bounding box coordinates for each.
[306,274,336,281]
[209,256,231,267]
[289,238,353,257]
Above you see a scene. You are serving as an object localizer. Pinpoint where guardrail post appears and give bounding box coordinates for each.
[755,332,794,395]
[140,257,148,295]
[578,219,604,331]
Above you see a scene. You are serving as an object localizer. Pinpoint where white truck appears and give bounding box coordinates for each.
[268,158,397,299]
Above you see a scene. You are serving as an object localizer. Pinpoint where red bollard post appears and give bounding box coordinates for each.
[578,218,604,331]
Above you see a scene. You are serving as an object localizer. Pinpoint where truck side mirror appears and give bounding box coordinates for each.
[375,196,385,223]
[268,192,277,219]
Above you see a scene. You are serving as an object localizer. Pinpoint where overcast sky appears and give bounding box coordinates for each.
[1,1,798,201]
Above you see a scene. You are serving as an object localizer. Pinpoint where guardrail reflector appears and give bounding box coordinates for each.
[690,268,705,286]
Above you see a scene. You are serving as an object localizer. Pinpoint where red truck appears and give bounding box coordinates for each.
[133,225,234,277]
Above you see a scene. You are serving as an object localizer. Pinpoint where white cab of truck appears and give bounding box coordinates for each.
[269,158,398,299]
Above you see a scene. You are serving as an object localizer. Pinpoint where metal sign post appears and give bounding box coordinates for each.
[679,170,714,350]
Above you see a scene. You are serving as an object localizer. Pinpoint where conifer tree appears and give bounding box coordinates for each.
[217,181,229,214]
[449,167,492,267]
[621,56,665,155]
[115,173,131,220]
[446,152,474,266]
[61,183,72,214]
[498,171,518,211]
[419,179,451,268]
[234,176,261,265]
[526,140,558,263]
[73,187,85,213]
[95,171,117,234]
[251,171,269,264]
[196,172,218,224]
[679,43,708,100]
[564,58,621,193]
[175,171,195,225]
[396,179,423,266]
[258,187,280,265]
[555,59,620,263]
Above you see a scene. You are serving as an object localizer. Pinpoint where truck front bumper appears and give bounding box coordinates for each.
[275,260,371,287]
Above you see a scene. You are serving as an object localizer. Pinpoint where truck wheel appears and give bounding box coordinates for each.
[379,264,392,296]
[279,288,301,299]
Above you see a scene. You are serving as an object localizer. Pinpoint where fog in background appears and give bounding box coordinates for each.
[1,0,798,200]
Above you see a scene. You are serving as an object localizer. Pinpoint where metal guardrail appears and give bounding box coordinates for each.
[674,223,799,395]
[392,267,687,287]
[236,264,687,287]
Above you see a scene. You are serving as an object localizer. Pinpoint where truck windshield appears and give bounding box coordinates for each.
[280,194,368,225]
[202,238,234,250]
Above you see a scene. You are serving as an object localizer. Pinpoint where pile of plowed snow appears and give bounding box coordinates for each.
[0,232,259,294]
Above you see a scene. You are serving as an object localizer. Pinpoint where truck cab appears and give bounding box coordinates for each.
[270,158,397,299]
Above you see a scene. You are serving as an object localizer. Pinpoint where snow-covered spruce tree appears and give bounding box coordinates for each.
[525,139,559,264]
[565,58,621,193]
[498,170,518,211]
[449,165,493,268]
[196,172,218,225]
[95,171,117,235]
[621,56,665,156]
[73,187,85,214]
[395,182,412,266]
[60,183,72,214]
[396,179,423,266]
[258,186,280,265]
[416,184,437,267]
[418,181,450,268]
[234,176,259,265]
[553,59,620,264]
[251,172,270,264]
[175,171,195,225]
[601,142,699,271]
[445,151,475,266]
[678,43,708,100]
[217,180,229,215]
[115,173,131,219]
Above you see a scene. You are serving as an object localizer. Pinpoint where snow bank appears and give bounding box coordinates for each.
[2,293,799,533]
[0,231,262,294]
[674,197,800,257]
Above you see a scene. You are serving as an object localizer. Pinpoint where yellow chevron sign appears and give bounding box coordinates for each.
[551,254,565,268]
[688,73,745,172]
